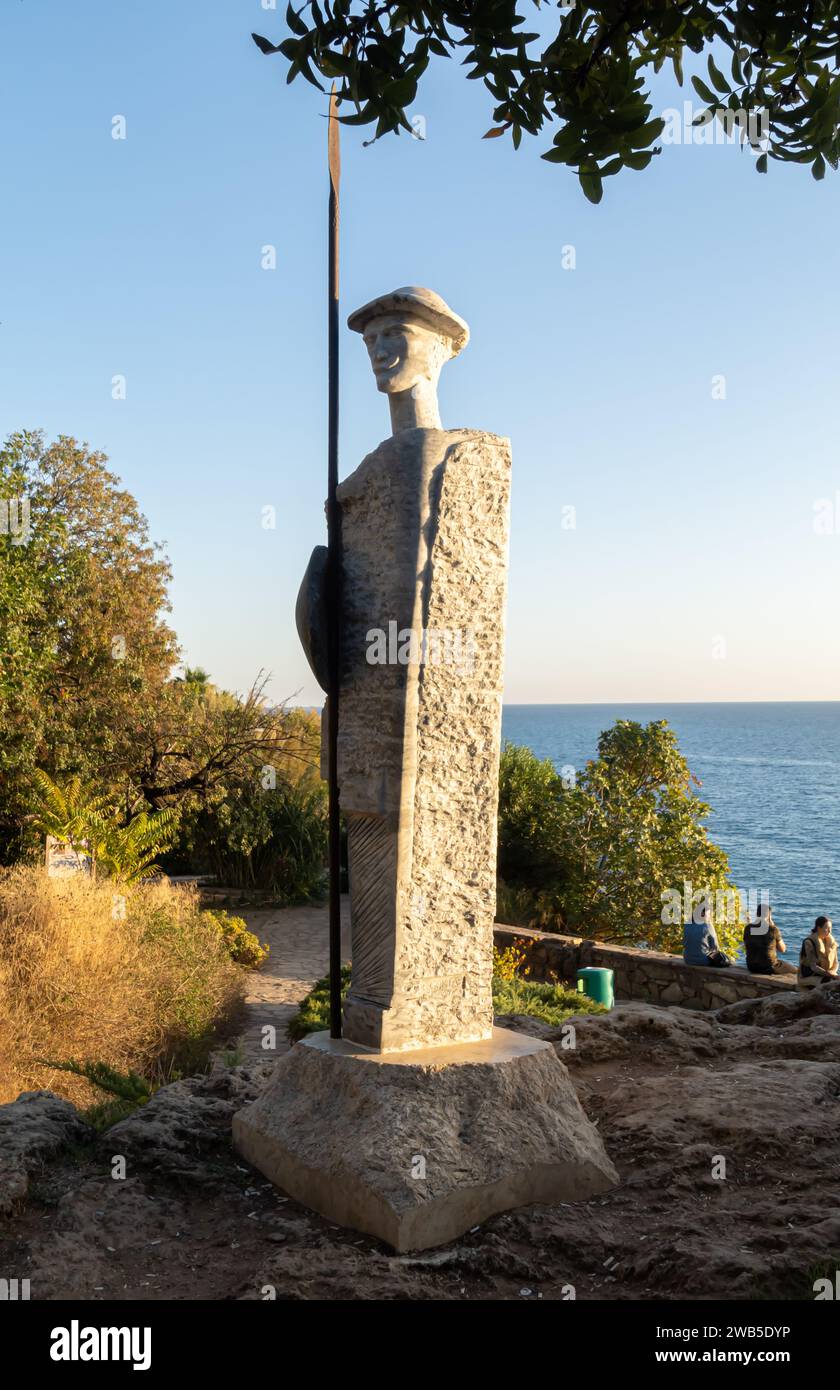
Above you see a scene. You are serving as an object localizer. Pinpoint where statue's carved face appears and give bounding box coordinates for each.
[363,313,450,395]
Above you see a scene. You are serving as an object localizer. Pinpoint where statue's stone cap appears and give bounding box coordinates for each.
[347,286,470,357]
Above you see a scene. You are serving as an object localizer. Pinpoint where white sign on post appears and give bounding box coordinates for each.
[46,836,92,879]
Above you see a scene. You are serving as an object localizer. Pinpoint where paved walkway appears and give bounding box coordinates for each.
[238,898,350,1060]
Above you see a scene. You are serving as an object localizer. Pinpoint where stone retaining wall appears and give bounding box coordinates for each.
[493,924,798,1011]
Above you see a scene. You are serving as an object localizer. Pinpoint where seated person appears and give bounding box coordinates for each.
[798,916,839,988]
[683,902,730,968]
[743,903,796,975]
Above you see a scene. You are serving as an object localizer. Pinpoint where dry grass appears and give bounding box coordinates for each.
[0,866,245,1106]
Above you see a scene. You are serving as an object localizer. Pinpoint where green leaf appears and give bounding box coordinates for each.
[623,149,654,171]
[812,154,826,180]
[691,75,718,105]
[383,74,417,106]
[286,4,308,37]
[337,104,377,126]
[549,125,584,159]
[298,57,324,91]
[579,169,603,203]
[629,117,665,149]
[707,55,730,95]
[320,50,353,77]
[251,33,282,56]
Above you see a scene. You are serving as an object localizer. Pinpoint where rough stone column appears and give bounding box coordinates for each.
[333,426,511,1052]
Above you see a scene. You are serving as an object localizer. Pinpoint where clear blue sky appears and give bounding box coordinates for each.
[3,1,839,705]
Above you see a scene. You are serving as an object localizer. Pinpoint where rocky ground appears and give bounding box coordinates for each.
[2,980,840,1301]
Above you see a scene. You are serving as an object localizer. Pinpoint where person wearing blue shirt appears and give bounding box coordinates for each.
[683,901,730,968]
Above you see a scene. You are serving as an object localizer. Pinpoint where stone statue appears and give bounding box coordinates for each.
[298,287,510,1052]
[234,287,617,1249]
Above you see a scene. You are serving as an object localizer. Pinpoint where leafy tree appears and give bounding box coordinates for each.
[0,430,178,859]
[130,675,318,812]
[497,720,739,952]
[1,431,319,873]
[497,741,568,889]
[165,704,328,900]
[253,1,840,201]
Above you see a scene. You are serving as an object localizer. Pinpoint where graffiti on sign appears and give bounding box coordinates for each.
[46,836,92,879]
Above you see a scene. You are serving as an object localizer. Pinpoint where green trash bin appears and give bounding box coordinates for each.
[576,966,614,1010]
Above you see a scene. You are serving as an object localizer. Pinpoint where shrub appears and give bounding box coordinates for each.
[492,941,530,982]
[202,908,269,967]
[491,974,604,1026]
[286,965,350,1042]
[28,768,180,884]
[495,878,568,933]
[0,866,244,1105]
[491,942,604,1024]
[495,879,542,929]
[285,957,600,1041]
[181,781,328,902]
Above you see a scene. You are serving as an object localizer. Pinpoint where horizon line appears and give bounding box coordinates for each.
[500,698,840,707]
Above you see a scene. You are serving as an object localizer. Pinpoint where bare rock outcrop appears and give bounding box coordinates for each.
[715,979,840,1027]
[563,987,840,1067]
[561,1000,727,1067]
[612,1057,840,1154]
[0,1090,93,1213]
[101,1063,275,1186]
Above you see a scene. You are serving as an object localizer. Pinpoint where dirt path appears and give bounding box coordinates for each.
[236,898,351,1060]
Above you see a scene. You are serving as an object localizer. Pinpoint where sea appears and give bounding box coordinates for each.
[501,702,840,955]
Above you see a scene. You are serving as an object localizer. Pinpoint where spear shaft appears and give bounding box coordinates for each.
[326,86,342,1038]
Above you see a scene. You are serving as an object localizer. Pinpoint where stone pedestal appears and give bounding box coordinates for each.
[232,1028,618,1252]
[329,427,511,1052]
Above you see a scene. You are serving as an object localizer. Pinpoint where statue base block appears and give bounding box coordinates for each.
[232,1028,618,1252]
